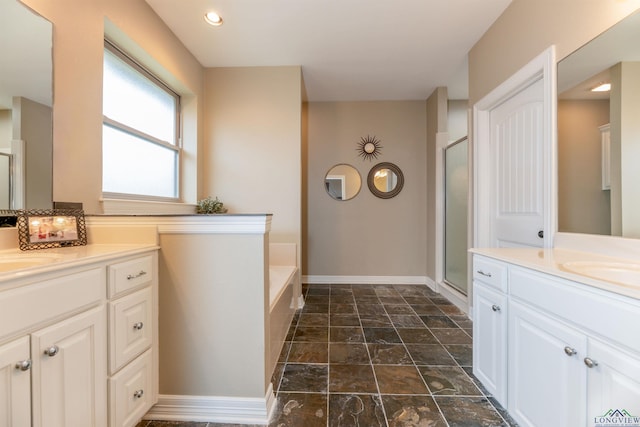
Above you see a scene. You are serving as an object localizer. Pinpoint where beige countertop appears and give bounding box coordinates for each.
[0,244,159,282]
[470,247,640,300]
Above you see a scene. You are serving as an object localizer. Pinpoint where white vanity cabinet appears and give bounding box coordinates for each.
[107,254,157,427]
[472,253,640,427]
[0,267,107,427]
[472,256,508,407]
[0,247,158,427]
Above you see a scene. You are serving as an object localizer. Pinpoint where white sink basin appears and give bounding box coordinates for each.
[561,261,640,288]
[0,254,63,272]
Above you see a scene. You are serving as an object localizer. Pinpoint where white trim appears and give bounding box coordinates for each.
[86,214,272,235]
[302,275,428,285]
[145,385,276,425]
[473,45,557,249]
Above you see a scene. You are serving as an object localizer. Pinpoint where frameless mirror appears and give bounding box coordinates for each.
[557,9,640,238]
[0,0,53,210]
[367,162,404,199]
[324,164,362,201]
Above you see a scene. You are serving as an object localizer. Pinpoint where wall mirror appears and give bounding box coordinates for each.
[557,9,640,238]
[0,0,53,211]
[367,162,404,199]
[324,163,362,201]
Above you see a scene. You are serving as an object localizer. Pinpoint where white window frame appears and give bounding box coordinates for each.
[102,39,182,202]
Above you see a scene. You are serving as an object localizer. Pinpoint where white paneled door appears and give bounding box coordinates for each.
[474,46,556,250]
[490,78,545,248]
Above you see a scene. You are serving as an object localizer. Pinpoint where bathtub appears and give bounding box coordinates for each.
[268,243,301,378]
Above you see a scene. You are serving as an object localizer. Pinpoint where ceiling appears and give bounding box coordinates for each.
[145,0,512,102]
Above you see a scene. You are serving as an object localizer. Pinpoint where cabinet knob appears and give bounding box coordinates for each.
[15,359,32,371]
[133,322,144,331]
[538,230,544,239]
[127,270,147,280]
[44,345,59,357]
[584,357,598,368]
[133,389,144,399]
[564,346,577,356]
[491,305,501,312]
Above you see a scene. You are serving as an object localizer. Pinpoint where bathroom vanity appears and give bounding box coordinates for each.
[472,247,640,427]
[0,244,159,427]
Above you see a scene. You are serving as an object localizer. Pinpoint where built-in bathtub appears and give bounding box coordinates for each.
[268,243,301,378]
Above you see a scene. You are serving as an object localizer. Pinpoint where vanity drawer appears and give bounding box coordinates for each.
[109,349,154,427]
[510,266,640,354]
[108,255,153,298]
[473,256,508,293]
[109,287,153,373]
[0,268,104,342]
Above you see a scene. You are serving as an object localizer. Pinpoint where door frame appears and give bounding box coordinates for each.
[472,46,557,249]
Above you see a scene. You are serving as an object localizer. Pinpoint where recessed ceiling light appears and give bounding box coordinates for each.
[204,11,223,26]
[591,83,611,92]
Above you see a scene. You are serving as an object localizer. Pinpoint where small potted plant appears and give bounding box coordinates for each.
[196,196,228,214]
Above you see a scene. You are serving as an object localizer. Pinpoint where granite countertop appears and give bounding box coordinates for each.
[470,247,640,300]
[0,244,159,282]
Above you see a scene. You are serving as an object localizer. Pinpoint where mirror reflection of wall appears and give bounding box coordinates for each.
[0,153,11,209]
[0,0,53,210]
[558,9,640,239]
[324,164,361,201]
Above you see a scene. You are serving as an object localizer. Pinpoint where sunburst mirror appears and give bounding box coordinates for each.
[356,135,383,161]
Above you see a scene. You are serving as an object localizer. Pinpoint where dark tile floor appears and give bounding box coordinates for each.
[138,283,517,427]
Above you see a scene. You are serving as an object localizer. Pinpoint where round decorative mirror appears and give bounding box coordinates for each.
[324,164,362,201]
[368,162,404,199]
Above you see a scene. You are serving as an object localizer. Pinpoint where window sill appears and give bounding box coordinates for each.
[100,198,196,215]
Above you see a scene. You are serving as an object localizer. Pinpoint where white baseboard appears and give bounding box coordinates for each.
[302,275,428,285]
[144,385,276,425]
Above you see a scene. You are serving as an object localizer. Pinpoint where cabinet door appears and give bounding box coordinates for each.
[472,282,508,406]
[31,306,107,427]
[0,336,31,427]
[587,338,640,422]
[508,300,587,427]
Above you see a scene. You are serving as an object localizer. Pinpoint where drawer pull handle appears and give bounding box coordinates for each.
[44,346,59,357]
[564,346,577,356]
[584,357,598,368]
[491,305,501,312]
[15,359,32,371]
[477,270,492,278]
[133,389,144,399]
[127,270,147,280]
[133,322,144,331]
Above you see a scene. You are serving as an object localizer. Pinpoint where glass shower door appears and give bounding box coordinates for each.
[444,137,468,294]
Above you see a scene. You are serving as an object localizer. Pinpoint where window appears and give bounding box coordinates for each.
[102,40,181,200]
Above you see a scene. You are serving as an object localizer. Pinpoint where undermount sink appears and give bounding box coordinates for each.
[0,254,63,272]
[561,261,640,288]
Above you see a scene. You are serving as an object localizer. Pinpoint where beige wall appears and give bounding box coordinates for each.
[203,67,302,248]
[469,0,640,105]
[305,101,427,277]
[20,0,204,213]
[426,88,448,281]
[557,99,610,235]
[158,232,269,397]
